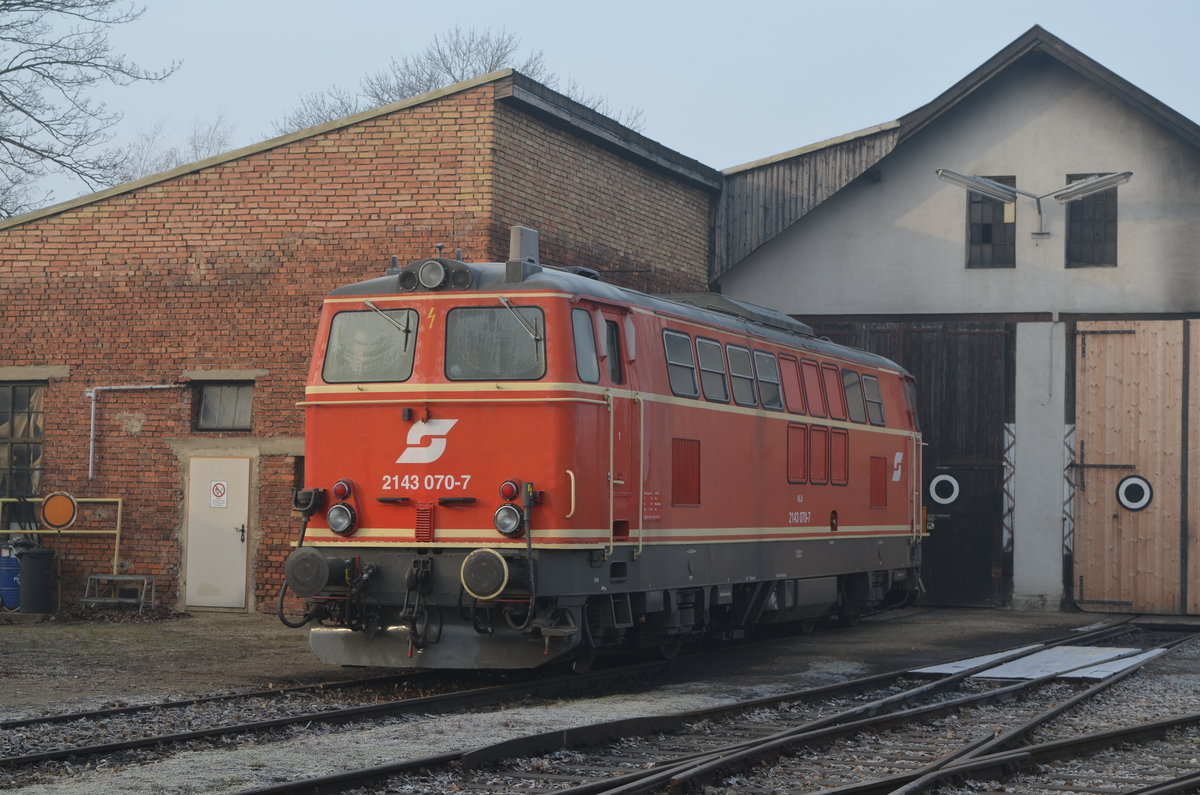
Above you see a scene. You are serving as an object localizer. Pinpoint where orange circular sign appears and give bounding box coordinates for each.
[40,492,78,530]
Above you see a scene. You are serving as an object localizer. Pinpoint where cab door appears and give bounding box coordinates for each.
[596,307,640,540]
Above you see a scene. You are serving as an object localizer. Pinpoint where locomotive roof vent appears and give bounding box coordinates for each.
[506,225,543,283]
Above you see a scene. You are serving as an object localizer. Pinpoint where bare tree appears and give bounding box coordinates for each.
[272,27,643,136]
[113,113,236,183]
[0,0,176,216]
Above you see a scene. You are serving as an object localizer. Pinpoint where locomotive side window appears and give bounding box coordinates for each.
[810,425,829,484]
[903,378,920,431]
[663,330,699,397]
[831,428,849,485]
[822,363,848,420]
[862,375,887,426]
[446,306,545,380]
[754,351,784,410]
[779,355,807,414]
[323,308,418,383]
[572,309,600,384]
[841,369,868,423]
[800,360,827,417]
[786,423,807,483]
[696,337,729,402]
[605,321,624,384]
[727,345,757,406]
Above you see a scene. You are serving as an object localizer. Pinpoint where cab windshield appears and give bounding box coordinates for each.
[323,308,417,383]
[445,306,545,380]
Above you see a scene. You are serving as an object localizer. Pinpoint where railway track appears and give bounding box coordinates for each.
[230,622,1199,794]
[0,661,667,790]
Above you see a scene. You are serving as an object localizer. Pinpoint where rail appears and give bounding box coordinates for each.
[0,497,124,575]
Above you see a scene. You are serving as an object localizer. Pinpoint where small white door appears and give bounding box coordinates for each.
[185,456,250,608]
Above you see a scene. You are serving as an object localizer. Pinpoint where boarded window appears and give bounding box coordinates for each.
[967,176,1016,268]
[754,351,783,410]
[863,375,886,426]
[663,331,698,398]
[831,428,849,485]
[672,438,701,505]
[870,456,888,507]
[572,309,600,383]
[842,369,867,423]
[801,360,826,417]
[787,424,807,483]
[197,383,253,431]
[822,364,847,420]
[727,345,757,406]
[0,383,45,497]
[1066,175,1118,267]
[810,426,829,484]
[779,355,807,414]
[696,337,729,402]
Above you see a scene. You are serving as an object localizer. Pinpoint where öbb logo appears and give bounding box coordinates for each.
[396,419,459,464]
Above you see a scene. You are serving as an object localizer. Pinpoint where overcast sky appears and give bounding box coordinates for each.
[70,0,1199,197]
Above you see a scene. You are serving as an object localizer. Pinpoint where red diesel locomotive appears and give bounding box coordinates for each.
[282,228,924,669]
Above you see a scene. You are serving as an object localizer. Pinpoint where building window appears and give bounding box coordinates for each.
[196,383,253,431]
[1066,174,1118,268]
[967,176,1016,268]
[0,383,45,497]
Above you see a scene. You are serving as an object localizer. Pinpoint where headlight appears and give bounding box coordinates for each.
[493,504,524,537]
[418,259,447,289]
[327,503,358,536]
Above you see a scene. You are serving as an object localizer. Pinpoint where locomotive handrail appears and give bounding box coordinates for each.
[635,393,646,559]
[565,469,576,519]
[606,390,616,558]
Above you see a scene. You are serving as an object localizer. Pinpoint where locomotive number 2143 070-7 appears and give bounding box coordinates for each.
[382,474,473,491]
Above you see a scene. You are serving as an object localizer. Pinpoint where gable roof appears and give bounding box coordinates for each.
[713,25,1200,283]
[0,70,719,233]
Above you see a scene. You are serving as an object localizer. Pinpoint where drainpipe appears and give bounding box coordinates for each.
[86,384,188,479]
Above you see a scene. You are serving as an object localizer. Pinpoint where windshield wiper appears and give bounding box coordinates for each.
[497,296,542,344]
[364,301,413,352]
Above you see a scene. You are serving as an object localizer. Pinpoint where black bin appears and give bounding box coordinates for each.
[16,547,54,614]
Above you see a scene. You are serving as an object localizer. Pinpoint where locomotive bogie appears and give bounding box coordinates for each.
[284,237,925,669]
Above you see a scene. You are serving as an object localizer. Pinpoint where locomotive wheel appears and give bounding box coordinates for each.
[796,618,817,635]
[658,638,683,660]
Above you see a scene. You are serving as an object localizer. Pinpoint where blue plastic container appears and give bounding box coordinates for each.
[0,549,19,610]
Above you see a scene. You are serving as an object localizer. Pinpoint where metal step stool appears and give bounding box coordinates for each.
[82,574,156,613]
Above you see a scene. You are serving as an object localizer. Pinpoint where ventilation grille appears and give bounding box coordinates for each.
[415,505,434,542]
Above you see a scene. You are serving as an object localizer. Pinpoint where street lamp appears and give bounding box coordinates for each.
[935,169,1132,238]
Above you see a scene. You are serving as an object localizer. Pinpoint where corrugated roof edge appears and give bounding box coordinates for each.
[0,69,518,233]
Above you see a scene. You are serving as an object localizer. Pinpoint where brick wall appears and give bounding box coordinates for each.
[490,103,712,293]
[0,74,715,614]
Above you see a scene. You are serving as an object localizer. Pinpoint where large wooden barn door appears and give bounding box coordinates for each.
[808,320,1014,606]
[1073,320,1196,614]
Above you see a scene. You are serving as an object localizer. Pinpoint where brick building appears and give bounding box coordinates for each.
[0,70,719,611]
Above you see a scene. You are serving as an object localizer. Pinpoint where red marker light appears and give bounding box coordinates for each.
[499,480,520,501]
[332,480,353,500]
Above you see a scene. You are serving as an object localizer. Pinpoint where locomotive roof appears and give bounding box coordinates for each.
[330,260,909,375]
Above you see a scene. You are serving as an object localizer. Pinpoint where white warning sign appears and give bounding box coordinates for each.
[210,481,229,509]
